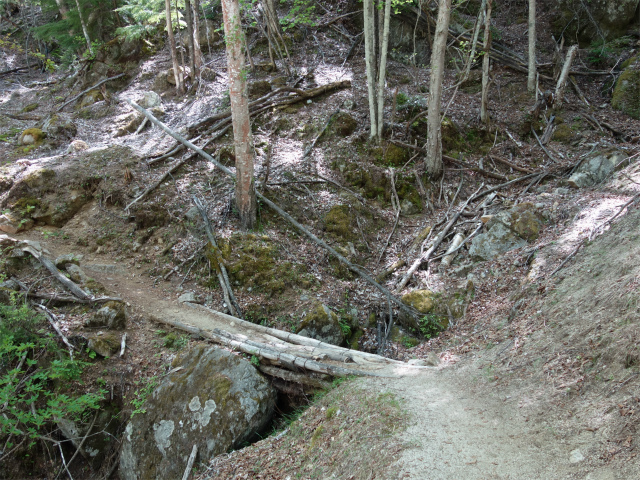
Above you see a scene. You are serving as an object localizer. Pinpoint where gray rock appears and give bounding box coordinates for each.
[85,301,127,330]
[568,150,627,188]
[569,449,585,463]
[0,279,20,290]
[139,91,162,109]
[554,187,570,196]
[55,253,82,268]
[469,222,528,261]
[178,292,198,304]
[119,346,275,480]
[297,303,345,346]
[400,198,420,216]
[185,206,200,221]
[66,264,90,285]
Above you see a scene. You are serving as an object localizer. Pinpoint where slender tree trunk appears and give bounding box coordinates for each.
[185,0,196,85]
[554,45,577,109]
[221,0,257,230]
[527,0,536,92]
[363,0,378,140]
[424,0,451,179]
[165,0,184,93]
[375,0,392,139]
[193,0,203,74]
[480,0,492,124]
[462,0,485,82]
[55,0,69,19]
[73,0,92,53]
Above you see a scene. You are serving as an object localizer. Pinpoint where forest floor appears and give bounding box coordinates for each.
[1,2,640,479]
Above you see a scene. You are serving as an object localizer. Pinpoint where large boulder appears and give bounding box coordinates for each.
[553,0,640,44]
[612,56,640,119]
[297,303,345,346]
[568,150,627,188]
[120,346,275,480]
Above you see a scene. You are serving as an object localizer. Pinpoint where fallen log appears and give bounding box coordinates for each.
[258,365,332,390]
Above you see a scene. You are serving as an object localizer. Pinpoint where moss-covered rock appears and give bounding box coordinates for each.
[612,57,640,119]
[493,202,543,241]
[329,112,358,137]
[324,205,356,242]
[248,80,272,98]
[552,123,578,143]
[87,332,121,357]
[120,346,276,480]
[297,303,345,346]
[398,289,456,338]
[208,234,313,296]
[79,90,104,109]
[42,114,77,140]
[18,128,45,146]
[85,301,126,330]
[371,142,411,167]
[21,103,38,113]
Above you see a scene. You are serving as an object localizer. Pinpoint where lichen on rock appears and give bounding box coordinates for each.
[297,302,346,346]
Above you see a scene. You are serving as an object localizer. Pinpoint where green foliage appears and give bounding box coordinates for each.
[116,0,172,41]
[250,355,260,367]
[129,375,158,417]
[280,0,316,31]
[0,300,102,454]
[416,314,444,339]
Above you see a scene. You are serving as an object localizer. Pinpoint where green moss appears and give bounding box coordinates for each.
[12,197,41,217]
[329,112,358,137]
[19,128,45,147]
[612,60,640,119]
[552,123,576,143]
[21,103,38,113]
[22,168,55,189]
[209,234,313,295]
[348,328,364,350]
[324,205,356,241]
[371,142,411,167]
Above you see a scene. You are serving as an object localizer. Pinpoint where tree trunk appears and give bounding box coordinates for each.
[185,0,196,85]
[73,0,92,53]
[221,0,257,230]
[165,0,184,93]
[554,45,577,109]
[480,0,492,124]
[193,0,203,74]
[55,0,69,19]
[424,0,451,178]
[527,0,536,92]
[363,0,378,141]
[375,0,392,139]
[461,0,486,82]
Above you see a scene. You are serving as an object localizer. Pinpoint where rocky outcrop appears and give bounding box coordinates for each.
[568,150,627,188]
[612,56,640,119]
[120,346,275,480]
[85,301,127,330]
[469,203,543,260]
[297,303,346,346]
[553,0,640,44]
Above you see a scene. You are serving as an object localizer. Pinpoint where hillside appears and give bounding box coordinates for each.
[0,0,639,478]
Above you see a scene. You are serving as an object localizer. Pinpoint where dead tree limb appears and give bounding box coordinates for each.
[125,156,192,210]
[396,184,484,292]
[127,100,423,322]
[192,195,242,318]
[57,73,125,112]
[21,246,91,301]
[258,365,332,389]
[302,109,339,159]
[182,445,198,480]
[34,304,75,358]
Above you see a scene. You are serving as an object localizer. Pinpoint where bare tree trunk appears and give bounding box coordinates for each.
[166,0,184,93]
[554,45,577,109]
[363,0,378,141]
[461,0,486,82]
[527,0,536,92]
[424,0,451,179]
[221,0,257,230]
[73,0,92,53]
[55,0,69,19]
[185,0,196,85]
[480,0,492,124]
[375,0,392,139]
[193,0,203,74]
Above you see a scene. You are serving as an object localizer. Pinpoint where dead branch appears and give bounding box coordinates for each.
[532,128,559,162]
[33,304,75,358]
[192,196,242,318]
[21,246,91,301]
[120,333,127,357]
[489,155,534,173]
[258,365,332,389]
[302,109,339,160]
[396,184,484,292]
[376,168,401,266]
[554,45,578,109]
[125,156,192,211]
[163,244,205,280]
[127,101,422,322]
[182,445,198,480]
[57,73,125,112]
